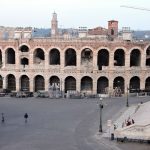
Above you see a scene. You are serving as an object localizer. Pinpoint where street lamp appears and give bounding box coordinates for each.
[126,86,129,107]
[99,97,103,132]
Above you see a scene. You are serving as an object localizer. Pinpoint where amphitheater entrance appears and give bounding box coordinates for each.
[97,49,109,70]
[130,76,140,93]
[34,75,45,92]
[7,74,16,91]
[6,48,15,64]
[97,77,108,94]
[20,75,29,91]
[65,76,76,93]
[0,50,2,68]
[114,49,125,66]
[34,48,45,64]
[113,77,124,96]
[146,46,150,66]
[49,49,60,65]
[145,77,150,92]
[130,49,141,67]
[81,76,93,94]
[0,75,3,89]
[65,49,76,66]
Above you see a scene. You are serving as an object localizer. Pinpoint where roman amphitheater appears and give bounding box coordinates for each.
[0,12,150,97]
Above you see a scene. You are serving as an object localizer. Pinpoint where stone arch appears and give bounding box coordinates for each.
[7,74,16,91]
[49,48,60,65]
[146,45,150,66]
[34,75,45,92]
[113,76,125,95]
[114,49,125,66]
[81,48,93,69]
[65,48,76,66]
[49,76,60,85]
[21,57,29,65]
[65,76,76,93]
[130,76,140,93]
[145,77,150,92]
[97,49,109,70]
[130,49,141,67]
[33,48,45,64]
[6,48,15,64]
[97,76,109,94]
[0,75,3,89]
[0,49,2,68]
[20,75,30,91]
[81,76,93,94]
[19,45,29,52]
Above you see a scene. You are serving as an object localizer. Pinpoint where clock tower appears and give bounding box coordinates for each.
[51,12,58,37]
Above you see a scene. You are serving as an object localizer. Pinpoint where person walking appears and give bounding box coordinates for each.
[24,113,28,123]
[1,113,5,123]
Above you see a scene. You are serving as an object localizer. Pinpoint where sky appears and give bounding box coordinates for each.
[0,0,150,30]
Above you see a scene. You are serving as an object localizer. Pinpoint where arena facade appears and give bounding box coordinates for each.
[0,12,150,97]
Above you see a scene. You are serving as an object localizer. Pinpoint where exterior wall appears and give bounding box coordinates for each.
[0,38,150,95]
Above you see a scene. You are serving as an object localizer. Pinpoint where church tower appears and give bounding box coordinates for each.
[51,12,58,37]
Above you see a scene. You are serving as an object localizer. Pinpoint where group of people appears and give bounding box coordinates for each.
[122,117,135,128]
[1,113,29,123]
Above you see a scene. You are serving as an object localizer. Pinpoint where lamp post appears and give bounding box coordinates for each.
[99,97,103,132]
[126,86,129,107]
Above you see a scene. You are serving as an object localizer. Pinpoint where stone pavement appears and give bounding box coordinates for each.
[103,101,150,141]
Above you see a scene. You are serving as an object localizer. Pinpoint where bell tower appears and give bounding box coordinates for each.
[51,12,58,37]
[108,20,118,39]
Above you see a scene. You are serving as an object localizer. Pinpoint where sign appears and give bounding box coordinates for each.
[107,120,112,127]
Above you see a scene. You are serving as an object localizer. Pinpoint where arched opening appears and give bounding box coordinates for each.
[97,49,109,70]
[145,77,150,92]
[49,49,60,65]
[19,45,29,52]
[34,75,45,92]
[0,75,3,89]
[113,77,125,96]
[65,48,76,66]
[65,76,76,93]
[130,49,141,67]
[81,76,93,94]
[97,77,108,94]
[146,46,150,66]
[81,48,93,68]
[20,75,29,91]
[21,58,29,65]
[114,49,125,66]
[7,74,16,91]
[49,76,60,85]
[111,29,114,35]
[0,50,2,68]
[130,76,140,93]
[34,48,45,64]
[6,48,15,64]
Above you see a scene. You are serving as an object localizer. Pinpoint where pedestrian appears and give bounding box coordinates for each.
[24,113,28,123]
[1,113,4,123]
[114,124,117,130]
[132,119,135,124]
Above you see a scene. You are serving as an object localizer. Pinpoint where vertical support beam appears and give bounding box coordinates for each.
[93,51,98,73]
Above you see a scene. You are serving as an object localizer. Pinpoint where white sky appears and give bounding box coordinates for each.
[0,0,150,30]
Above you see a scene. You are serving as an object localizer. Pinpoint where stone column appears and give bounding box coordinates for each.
[29,77,34,92]
[125,53,130,68]
[141,53,146,68]
[109,51,114,68]
[109,78,114,97]
[2,77,6,89]
[77,52,81,73]
[60,51,64,73]
[93,51,98,73]
[140,77,145,90]
[2,50,5,68]
[15,51,20,70]
[45,75,49,91]
[16,76,20,91]
[45,52,49,70]
[93,79,97,94]
[76,78,81,93]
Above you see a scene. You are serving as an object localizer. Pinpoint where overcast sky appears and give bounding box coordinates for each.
[0,0,150,30]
